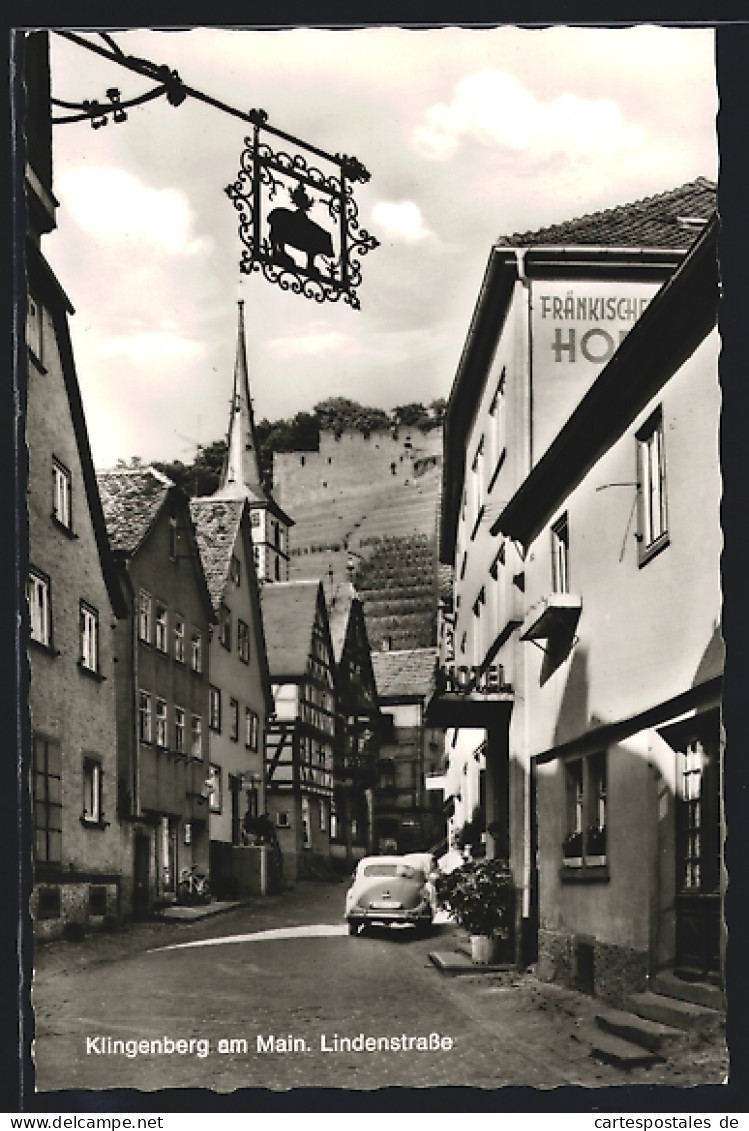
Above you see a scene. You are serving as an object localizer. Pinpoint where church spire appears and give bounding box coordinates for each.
[215,300,265,501]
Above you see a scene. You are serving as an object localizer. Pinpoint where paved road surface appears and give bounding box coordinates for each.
[31,881,727,1098]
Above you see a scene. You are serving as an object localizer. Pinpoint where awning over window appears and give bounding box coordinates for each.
[519,593,582,642]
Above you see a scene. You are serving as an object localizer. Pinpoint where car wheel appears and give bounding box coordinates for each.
[348,920,360,936]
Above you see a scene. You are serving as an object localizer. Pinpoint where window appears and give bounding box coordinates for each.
[52,459,72,529]
[379,758,396,790]
[237,619,250,664]
[27,294,43,360]
[301,796,311,848]
[138,691,152,743]
[33,735,61,864]
[219,604,231,650]
[190,630,202,673]
[206,764,221,813]
[680,739,709,890]
[230,555,241,586]
[489,541,506,581]
[28,569,51,647]
[636,408,669,563]
[155,698,168,748]
[250,510,260,527]
[245,708,259,751]
[191,714,203,757]
[174,615,185,663]
[82,757,103,825]
[138,590,152,643]
[155,603,168,652]
[470,436,485,537]
[319,798,327,832]
[551,513,569,594]
[209,686,221,732]
[563,752,607,870]
[174,706,185,753]
[79,602,99,673]
[229,698,239,742]
[229,774,242,845]
[489,366,506,414]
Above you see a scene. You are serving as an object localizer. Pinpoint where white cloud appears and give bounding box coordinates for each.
[99,331,206,365]
[371,201,431,243]
[55,167,210,255]
[266,324,348,360]
[414,69,643,163]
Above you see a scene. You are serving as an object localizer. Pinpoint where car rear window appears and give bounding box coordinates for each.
[361,863,424,879]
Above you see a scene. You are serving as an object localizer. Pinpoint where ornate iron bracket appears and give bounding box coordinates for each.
[225,109,379,310]
[51,70,186,129]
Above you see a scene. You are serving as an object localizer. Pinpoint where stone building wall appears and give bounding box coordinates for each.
[274,428,442,508]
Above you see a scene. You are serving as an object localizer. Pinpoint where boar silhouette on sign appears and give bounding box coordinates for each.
[267,184,334,276]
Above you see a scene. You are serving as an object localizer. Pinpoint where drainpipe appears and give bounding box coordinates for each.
[130,570,141,822]
[515,248,534,951]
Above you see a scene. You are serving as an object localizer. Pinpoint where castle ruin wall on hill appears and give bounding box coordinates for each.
[273,427,442,508]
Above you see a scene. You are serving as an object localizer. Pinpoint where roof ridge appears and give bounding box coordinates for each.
[497,177,716,246]
[98,464,175,485]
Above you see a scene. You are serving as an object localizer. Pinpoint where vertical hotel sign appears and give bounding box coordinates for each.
[530,279,661,463]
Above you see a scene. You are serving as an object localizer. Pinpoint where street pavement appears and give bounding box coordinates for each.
[30,881,728,1102]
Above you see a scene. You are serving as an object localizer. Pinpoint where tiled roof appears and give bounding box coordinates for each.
[371,647,437,700]
[327,581,357,663]
[496,178,716,250]
[260,580,323,678]
[189,497,244,612]
[97,465,175,555]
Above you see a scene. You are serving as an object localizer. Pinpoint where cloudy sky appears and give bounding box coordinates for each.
[44,25,717,468]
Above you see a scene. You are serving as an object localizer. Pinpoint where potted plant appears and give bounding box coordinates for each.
[435,857,514,964]
[585,824,606,862]
[562,830,583,866]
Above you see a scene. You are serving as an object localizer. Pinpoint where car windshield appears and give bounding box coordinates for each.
[361,863,423,880]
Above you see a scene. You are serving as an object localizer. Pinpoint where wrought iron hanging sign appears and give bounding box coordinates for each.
[225,110,379,310]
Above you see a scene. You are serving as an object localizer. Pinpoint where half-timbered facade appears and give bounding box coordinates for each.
[260,580,338,880]
[327,580,380,870]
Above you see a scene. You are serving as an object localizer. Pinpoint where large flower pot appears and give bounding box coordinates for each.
[470,934,498,964]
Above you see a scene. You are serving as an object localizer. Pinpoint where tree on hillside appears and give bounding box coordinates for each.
[428,397,447,428]
[393,403,430,430]
[313,397,391,438]
[155,438,227,497]
[393,400,446,432]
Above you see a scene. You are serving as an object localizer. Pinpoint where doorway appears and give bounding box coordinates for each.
[133,834,150,920]
[673,711,721,979]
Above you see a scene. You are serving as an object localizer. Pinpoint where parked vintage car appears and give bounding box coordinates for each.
[344,855,434,936]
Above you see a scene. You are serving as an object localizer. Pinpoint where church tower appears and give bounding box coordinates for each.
[213,300,293,582]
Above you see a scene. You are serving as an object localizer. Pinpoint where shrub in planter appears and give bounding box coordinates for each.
[435,857,513,938]
[562,831,583,859]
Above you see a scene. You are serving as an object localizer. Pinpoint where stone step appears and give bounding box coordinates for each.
[626,991,723,1035]
[651,971,725,1012]
[595,1007,686,1054]
[575,1022,664,1070]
